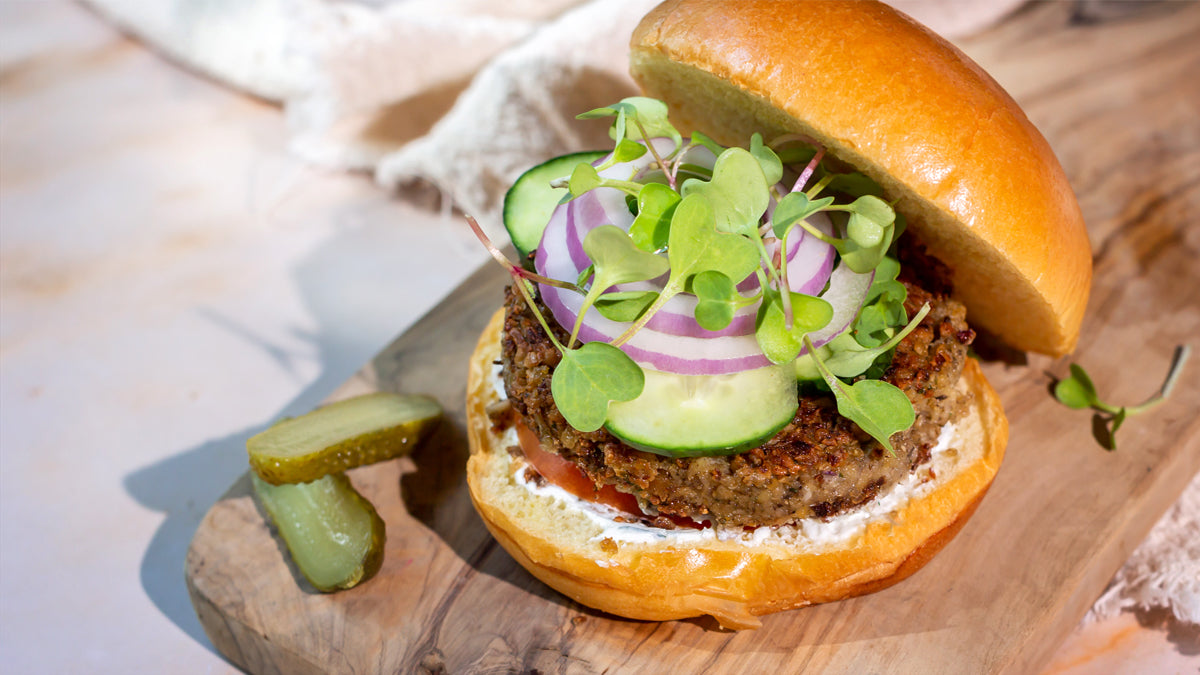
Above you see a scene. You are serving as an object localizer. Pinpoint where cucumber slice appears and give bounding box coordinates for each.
[605,363,798,457]
[503,151,606,258]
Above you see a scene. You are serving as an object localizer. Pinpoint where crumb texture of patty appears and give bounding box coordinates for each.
[500,245,975,529]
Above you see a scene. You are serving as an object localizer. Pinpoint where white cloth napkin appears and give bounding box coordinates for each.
[1087,472,1200,625]
[84,0,1197,626]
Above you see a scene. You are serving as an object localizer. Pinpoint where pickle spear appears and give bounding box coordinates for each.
[248,393,442,485]
[251,472,385,592]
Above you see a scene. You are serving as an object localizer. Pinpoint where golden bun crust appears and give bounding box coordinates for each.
[630,0,1091,356]
[466,309,1009,629]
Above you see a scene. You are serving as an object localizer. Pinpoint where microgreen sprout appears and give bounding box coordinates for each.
[611,192,760,347]
[791,144,825,194]
[803,334,915,455]
[824,303,929,377]
[578,97,682,172]
[680,146,771,237]
[756,290,834,364]
[465,214,644,432]
[464,213,582,295]
[854,256,908,347]
[628,182,679,252]
[777,193,899,274]
[569,225,670,348]
[568,163,642,198]
[1054,345,1190,450]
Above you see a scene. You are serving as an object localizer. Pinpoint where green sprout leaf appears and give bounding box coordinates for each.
[611,193,760,347]
[629,182,680,252]
[803,335,914,454]
[691,270,737,331]
[667,193,761,285]
[847,195,895,243]
[675,162,715,182]
[775,144,819,167]
[848,211,885,247]
[569,225,670,346]
[680,147,770,237]
[837,195,897,273]
[892,210,908,242]
[1054,364,1097,410]
[1054,345,1191,451]
[594,290,658,322]
[569,163,603,196]
[824,171,884,198]
[1106,408,1128,450]
[576,264,595,288]
[825,304,929,378]
[579,97,682,152]
[551,342,645,432]
[854,256,908,347]
[749,133,783,186]
[611,138,648,164]
[772,191,835,239]
[835,380,915,453]
[870,255,903,289]
[779,193,898,275]
[755,290,834,364]
[567,161,643,199]
[690,131,725,157]
[584,224,670,285]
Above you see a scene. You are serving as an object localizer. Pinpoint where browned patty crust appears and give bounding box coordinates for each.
[501,246,975,529]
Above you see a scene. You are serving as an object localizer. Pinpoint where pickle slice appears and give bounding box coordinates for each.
[248,393,441,485]
[251,472,385,592]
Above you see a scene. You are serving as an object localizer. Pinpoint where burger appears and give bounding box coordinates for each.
[464,0,1092,629]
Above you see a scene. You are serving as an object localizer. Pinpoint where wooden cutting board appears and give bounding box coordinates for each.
[185,4,1200,673]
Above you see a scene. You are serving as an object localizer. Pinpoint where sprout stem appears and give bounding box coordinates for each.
[635,118,674,191]
[1125,344,1192,415]
[791,145,825,194]
[463,214,582,293]
[779,230,794,330]
[611,286,676,348]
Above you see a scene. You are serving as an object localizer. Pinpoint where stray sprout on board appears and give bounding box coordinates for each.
[1054,344,1190,450]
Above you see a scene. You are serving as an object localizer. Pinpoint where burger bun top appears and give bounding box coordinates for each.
[630,0,1092,356]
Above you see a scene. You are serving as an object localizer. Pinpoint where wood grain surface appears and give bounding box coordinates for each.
[185,3,1200,673]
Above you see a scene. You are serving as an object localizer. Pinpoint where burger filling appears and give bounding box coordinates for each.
[497,241,975,529]
[473,96,983,531]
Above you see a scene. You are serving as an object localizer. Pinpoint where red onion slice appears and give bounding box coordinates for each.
[538,261,871,375]
[786,225,836,297]
[805,260,874,347]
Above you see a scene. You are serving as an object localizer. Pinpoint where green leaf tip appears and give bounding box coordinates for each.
[551,342,645,433]
[1054,345,1191,450]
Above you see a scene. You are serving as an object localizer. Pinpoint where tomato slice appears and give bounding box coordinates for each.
[516,422,644,515]
[514,422,707,530]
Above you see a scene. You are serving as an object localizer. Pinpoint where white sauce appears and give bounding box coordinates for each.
[491,364,965,552]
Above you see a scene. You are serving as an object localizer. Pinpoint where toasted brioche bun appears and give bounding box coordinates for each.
[467,309,1009,629]
[630,0,1092,356]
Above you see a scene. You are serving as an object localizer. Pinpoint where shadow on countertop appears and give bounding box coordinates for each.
[123,354,373,657]
[122,189,481,660]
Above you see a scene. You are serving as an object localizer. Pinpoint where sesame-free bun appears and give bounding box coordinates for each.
[466,310,1009,629]
[630,0,1092,356]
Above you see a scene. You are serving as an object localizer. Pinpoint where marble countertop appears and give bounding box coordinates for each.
[0,2,1194,672]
